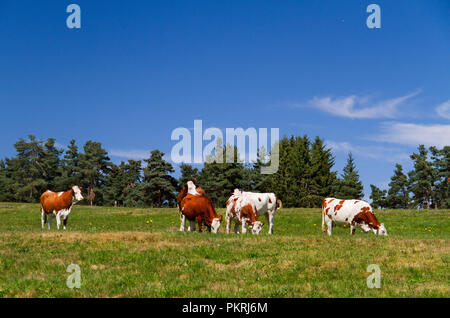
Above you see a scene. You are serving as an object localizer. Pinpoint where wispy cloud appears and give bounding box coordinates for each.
[308,91,419,119]
[373,122,450,148]
[436,99,450,119]
[108,149,150,160]
[326,140,410,162]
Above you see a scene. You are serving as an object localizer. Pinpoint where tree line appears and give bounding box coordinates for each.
[370,145,449,209]
[0,135,448,209]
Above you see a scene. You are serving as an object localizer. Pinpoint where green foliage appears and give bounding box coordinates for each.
[386,164,410,209]
[140,150,177,207]
[370,184,387,209]
[333,152,364,200]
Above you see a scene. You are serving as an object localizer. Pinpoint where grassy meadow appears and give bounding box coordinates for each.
[0,202,448,298]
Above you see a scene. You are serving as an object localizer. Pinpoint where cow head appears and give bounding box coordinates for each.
[251,221,265,235]
[72,186,84,202]
[376,223,388,236]
[210,215,222,234]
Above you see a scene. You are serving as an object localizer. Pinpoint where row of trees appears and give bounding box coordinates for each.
[370,145,450,209]
[0,135,448,209]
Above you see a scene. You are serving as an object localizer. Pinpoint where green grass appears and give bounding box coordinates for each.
[0,203,449,298]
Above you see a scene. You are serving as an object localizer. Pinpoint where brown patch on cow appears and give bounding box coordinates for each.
[269,198,272,204]
[345,218,348,221]
[322,199,328,209]
[334,201,345,213]
[354,201,359,204]
[351,208,381,230]
[240,204,258,225]
[325,207,330,215]
[328,198,335,204]
[258,197,262,202]
[40,189,74,215]
[180,194,221,232]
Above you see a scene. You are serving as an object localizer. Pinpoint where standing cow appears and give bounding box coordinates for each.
[321,198,387,236]
[40,186,84,230]
[227,189,282,234]
[225,194,264,234]
[178,181,222,233]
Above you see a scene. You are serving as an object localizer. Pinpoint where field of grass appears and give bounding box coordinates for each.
[0,202,449,298]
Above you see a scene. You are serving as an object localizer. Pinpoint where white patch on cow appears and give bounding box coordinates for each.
[210,218,221,233]
[251,221,264,235]
[186,181,200,195]
[58,192,63,197]
[72,185,84,202]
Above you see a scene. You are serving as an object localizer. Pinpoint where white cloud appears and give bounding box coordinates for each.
[309,91,419,119]
[108,149,149,160]
[436,100,450,119]
[326,140,410,162]
[373,122,450,148]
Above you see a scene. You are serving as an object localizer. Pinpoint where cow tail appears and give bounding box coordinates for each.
[321,198,327,232]
[276,199,282,210]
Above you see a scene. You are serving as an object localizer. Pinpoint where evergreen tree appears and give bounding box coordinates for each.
[78,141,111,205]
[141,150,177,207]
[386,163,410,209]
[370,184,387,209]
[430,146,450,209]
[333,152,364,199]
[408,145,435,209]
[55,139,80,190]
[305,137,336,207]
[178,164,200,186]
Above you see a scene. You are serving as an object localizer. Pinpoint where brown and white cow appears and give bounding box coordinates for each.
[321,198,387,236]
[40,186,84,230]
[178,181,221,233]
[226,189,281,234]
[225,195,264,234]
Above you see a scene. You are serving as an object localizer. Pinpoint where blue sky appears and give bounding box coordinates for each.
[0,0,449,198]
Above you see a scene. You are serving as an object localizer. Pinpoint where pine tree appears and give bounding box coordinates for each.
[370,184,387,209]
[78,141,111,206]
[386,163,410,209]
[430,146,450,209]
[178,164,200,186]
[333,152,364,199]
[55,139,80,190]
[141,150,177,207]
[408,145,435,209]
[305,137,336,207]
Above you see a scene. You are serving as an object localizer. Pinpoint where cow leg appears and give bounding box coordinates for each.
[350,224,356,235]
[267,212,274,235]
[196,216,202,233]
[48,215,52,230]
[326,218,333,236]
[188,220,196,232]
[41,209,46,229]
[322,209,327,233]
[241,220,247,234]
[225,214,231,234]
[179,213,186,232]
[233,222,240,234]
[56,213,61,230]
[63,216,69,230]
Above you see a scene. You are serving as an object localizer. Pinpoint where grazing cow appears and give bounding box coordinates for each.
[177,180,207,231]
[226,189,282,234]
[321,198,387,236]
[178,181,221,233]
[40,186,84,230]
[180,194,222,233]
[225,194,264,234]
